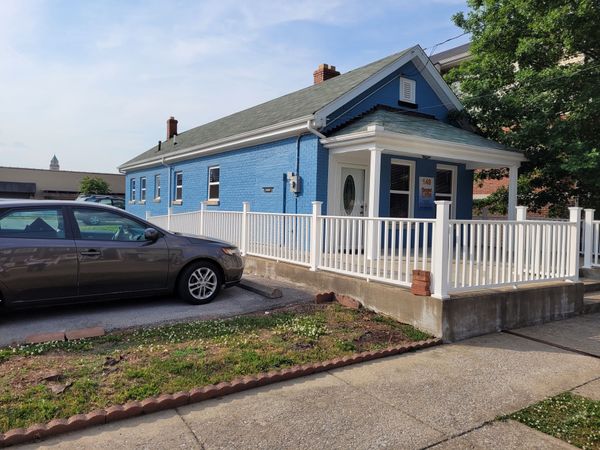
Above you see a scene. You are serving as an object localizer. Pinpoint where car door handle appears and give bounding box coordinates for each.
[80,249,101,257]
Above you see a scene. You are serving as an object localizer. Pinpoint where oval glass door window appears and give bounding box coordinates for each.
[343,175,356,214]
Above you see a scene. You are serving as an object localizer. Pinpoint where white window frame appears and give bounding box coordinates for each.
[139,177,146,203]
[129,178,136,203]
[435,164,458,218]
[390,159,415,218]
[399,77,416,104]
[174,171,183,203]
[208,166,220,202]
[154,174,161,201]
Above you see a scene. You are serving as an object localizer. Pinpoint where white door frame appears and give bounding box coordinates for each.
[327,154,369,216]
[435,163,458,219]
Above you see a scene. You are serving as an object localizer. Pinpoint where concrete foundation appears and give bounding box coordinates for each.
[244,256,584,342]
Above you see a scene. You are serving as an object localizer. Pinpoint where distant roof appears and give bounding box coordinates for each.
[329,106,514,152]
[0,165,122,177]
[430,42,471,64]
[121,47,416,169]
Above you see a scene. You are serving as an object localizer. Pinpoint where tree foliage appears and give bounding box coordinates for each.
[79,176,111,195]
[447,0,600,216]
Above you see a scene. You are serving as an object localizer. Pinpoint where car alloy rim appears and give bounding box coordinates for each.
[188,267,218,300]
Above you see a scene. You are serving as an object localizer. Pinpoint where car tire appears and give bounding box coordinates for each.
[178,261,223,305]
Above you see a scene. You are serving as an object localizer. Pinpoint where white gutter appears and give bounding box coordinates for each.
[120,115,314,172]
[306,120,326,139]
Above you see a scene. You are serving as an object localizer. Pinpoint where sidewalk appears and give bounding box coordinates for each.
[17,313,600,449]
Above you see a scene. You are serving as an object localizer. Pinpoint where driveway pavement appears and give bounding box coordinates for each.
[0,276,313,347]
[15,313,600,449]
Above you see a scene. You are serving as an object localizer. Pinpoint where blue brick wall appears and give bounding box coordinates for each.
[323,61,450,133]
[126,134,323,218]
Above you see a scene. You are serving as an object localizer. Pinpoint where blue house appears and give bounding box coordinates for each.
[119,46,524,221]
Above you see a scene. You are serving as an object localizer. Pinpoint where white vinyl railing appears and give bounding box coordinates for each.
[147,201,584,298]
[447,219,577,291]
[319,216,434,287]
[246,212,312,266]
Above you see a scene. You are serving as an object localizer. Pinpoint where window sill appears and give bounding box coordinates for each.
[153,198,161,203]
[205,199,220,206]
[128,201,136,205]
[138,201,146,205]
[172,200,183,206]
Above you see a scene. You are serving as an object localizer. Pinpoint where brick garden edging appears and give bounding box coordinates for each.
[0,338,441,447]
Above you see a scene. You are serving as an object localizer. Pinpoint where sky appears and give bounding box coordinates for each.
[0,0,470,173]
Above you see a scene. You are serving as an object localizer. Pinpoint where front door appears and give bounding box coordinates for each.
[340,167,365,216]
[70,207,169,296]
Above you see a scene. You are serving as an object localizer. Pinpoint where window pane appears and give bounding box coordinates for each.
[74,209,146,241]
[436,169,452,194]
[209,184,219,199]
[209,167,220,183]
[176,172,182,186]
[0,209,65,239]
[176,186,182,200]
[390,193,409,218]
[391,164,410,191]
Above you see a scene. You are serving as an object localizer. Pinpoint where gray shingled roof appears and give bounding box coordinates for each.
[120,48,414,169]
[329,107,515,152]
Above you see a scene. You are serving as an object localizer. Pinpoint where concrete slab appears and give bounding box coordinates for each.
[572,378,600,401]
[510,312,600,357]
[329,332,600,436]
[15,410,198,450]
[177,372,444,450]
[430,420,576,449]
[0,276,312,348]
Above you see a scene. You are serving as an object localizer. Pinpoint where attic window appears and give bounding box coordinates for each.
[399,77,416,104]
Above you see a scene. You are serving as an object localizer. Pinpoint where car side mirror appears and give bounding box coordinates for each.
[144,228,160,242]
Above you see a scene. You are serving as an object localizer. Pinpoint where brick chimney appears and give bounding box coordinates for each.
[313,64,340,84]
[167,116,178,140]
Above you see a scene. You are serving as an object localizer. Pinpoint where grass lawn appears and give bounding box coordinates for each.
[506,392,600,449]
[0,303,431,433]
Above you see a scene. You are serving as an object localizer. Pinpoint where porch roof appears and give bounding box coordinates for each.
[328,107,516,153]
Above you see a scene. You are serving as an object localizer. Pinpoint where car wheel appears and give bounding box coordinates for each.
[178,261,222,305]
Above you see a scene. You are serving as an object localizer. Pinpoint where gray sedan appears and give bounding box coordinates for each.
[0,200,244,309]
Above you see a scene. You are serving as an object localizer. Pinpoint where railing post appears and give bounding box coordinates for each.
[568,207,582,280]
[583,208,594,269]
[431,201,451,299]
[199,201,205,236]
[167,207,173,231]
[145,210,151,220]
[241,202,250,255]
[515,206,527,283]
[310,201,322,271]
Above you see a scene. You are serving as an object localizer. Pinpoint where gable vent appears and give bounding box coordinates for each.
[399,77,416,104]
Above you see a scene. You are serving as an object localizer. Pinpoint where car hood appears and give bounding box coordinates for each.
[172,232,234,247]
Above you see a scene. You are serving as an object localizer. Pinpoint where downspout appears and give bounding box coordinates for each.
[292,121,325,214]
[160,156,172,230]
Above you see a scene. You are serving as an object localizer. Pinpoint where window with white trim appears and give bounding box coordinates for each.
[208,166,220,201]
[389,160,414,218]
[129,178,136,202]
[435,164,457,218]
[154,174,161,200]
[140,177,146,202]
[399,77,416,104]
[174,171,183,202]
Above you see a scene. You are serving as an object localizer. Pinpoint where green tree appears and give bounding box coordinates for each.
[79,176,111,195]
[447,0,600,216]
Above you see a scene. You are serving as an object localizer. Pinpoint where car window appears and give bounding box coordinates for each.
[99,198,112,205]
[112,199,125,209]
[0,208,65,239]
[73,208,147,242]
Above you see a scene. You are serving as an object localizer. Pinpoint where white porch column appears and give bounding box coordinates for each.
[583,209,595,269]
[515,206,527,283]
[240,202,250,256]
[568,207,582,281]
[507,166,519,220]
[431,201,451,299]
[367,148,382,260]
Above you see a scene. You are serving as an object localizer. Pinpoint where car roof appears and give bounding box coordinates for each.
[0,199,121,209]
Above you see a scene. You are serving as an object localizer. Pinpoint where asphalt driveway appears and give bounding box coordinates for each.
[0,276,313,348]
